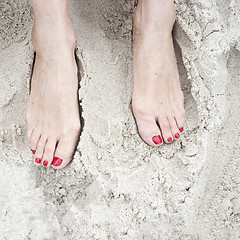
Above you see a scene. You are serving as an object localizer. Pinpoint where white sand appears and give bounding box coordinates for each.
[0,0,240,239]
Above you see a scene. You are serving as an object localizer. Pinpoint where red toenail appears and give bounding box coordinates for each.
[43,161,48,166]
[175,133,180,139]
[52,157,63,167]
[179,127,183,132]
[152,135,162,145]
[35,158,41,164]
[31,150,36,154]
[167,137,173,143]
[158,135,163,144]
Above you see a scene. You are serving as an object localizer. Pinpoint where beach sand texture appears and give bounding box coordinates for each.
[0,0,240,239]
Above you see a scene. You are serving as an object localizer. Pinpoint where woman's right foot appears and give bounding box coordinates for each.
[26,0,81,169]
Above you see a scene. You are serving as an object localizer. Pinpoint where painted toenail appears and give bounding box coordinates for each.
[31,150,36,154]
[175,133,180,139]
[152,135,162,145]
[157,135,163,144]
[167,137,173,143]
[52,157,63,167]
[43,161,48,166]
[179,127,183,132]
[35,158,41,164]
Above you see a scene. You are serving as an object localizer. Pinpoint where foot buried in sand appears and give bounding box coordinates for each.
[25,0,81,169]
[26,0,185,169]
[132,0,185,146]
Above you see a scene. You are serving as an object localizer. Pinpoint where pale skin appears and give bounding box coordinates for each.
[132,0,185,146]
[26,0,185,169]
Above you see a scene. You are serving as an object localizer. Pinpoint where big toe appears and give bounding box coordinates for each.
[134,114,163,147]
[51,136,78,169]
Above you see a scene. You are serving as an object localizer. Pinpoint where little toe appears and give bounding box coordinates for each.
[174,107,185,132]
[30,129,41,154]
[168,116,181,140]
[41,138,57,167]
[134,116,163,147]
[51,136,78,169]
[34,136,47,165]
[158,115,174,144]
[26,127,34,143]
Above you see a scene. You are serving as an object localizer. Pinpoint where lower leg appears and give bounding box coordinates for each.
[31,0,76,55]
[134,0,176,34]
[26,0,81,169]
[132,0,185,146]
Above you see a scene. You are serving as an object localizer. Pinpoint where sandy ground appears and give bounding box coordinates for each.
[0,0,240,239]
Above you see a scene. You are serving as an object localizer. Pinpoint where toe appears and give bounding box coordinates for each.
[30,129,41,153]
[158,115,174,144]
[51,136,78,169]
[26,127,34,143]
[174,106,185,132]
[134,115,163,147]
[41,138,57,167]
[168,115,181,140]
[34,136,47,165]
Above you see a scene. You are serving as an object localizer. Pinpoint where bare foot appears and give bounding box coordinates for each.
[26,0,80,169]
[132,0,185,146]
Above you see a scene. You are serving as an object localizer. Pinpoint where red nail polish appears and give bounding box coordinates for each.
[158,135,163,144]
[152,135,162,145]
[32,150,36,154]
[35,158,41,164]
[167,137,173,143]
[179,127,183,132]
[175,133,180,139]
[52,157,63,167]
[43,161,48,167]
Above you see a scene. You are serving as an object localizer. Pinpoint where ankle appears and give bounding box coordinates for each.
[31,20,77,58]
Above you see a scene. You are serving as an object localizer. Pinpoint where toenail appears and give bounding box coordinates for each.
[35,158,41,164]
[167,137,173,143]
[175,133,180,139]
[152,135,163,145]
[43,161,48,167]
[31,150,36,154]
[52,157,63,167]
[179,127,183,132]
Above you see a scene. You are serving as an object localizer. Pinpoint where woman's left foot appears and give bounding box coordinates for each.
[132,0,185,147]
